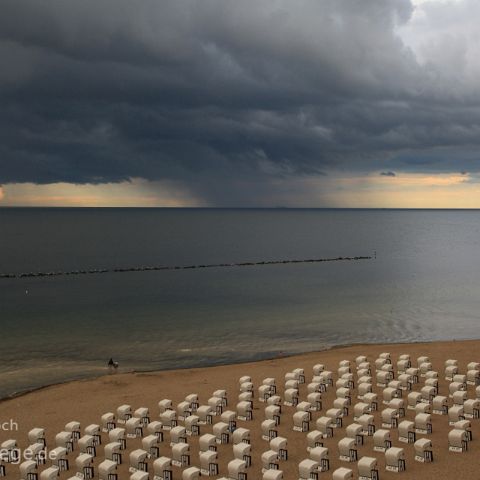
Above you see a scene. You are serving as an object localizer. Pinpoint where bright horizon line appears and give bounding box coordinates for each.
[2,206,480,210]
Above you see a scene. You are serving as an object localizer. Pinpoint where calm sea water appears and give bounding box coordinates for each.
[1,208,480,398]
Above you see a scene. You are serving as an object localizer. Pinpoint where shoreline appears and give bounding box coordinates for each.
[0,337,473,403]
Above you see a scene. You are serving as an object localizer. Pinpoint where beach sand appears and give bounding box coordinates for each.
[1,339,480,479]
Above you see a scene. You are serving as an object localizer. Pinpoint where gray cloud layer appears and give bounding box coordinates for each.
[1,0,479,203]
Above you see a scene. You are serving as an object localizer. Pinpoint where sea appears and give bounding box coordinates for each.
[1,208,480,399]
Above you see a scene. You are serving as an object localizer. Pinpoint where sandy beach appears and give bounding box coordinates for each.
[1,339,480,479]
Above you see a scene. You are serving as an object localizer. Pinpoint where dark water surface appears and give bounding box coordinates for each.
[1,208,479,398]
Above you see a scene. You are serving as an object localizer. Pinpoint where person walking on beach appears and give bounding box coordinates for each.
[107,358,119,373]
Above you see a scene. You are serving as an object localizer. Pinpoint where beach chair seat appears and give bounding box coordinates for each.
[293,411,310,432]
[389,398,405,417]
[333,397,349,417]
[262,420,278,441]
[432,395,448,415]
[449,405,465,425]
[28,428,46,447]
[84,425,101,446]
[270,436,287,460]
[261,450,279,472]
[197,406,213,425]
[357,383,372,399]
[338,437,357,462]
[385,447,405,472]
[55,431,73,453]
[363,393,378,411]
[381,408,398,429]
[158,399,173,414]
[445,365,459,381]
[177,401,191,421]
[98,460,117,480]
[159,410,177,430]
[358,414,375,436]
[40,467,59,480]
[171,442,190,467]
[373,429,392,452]
[415,402,432,415]
[453,420,472,441]
[130,472,148,480]
[398,420,415,444]
[116,405,132,424]
[316,417,334,438]
[129,449,148,473]
[336,387,351,404]
[213,422,230,444]
[200,450,219,476]
[452,390,467,406]
[104,442,122,464]
[218,410,234,429]
[398,374,412,391]
[306,430,324,451]
[233,442,252,467]
[108,428,126,449]
[228,459,247,480]
[307,392,322,411]
[414,438,433,463]
[297,401,313,419]
[326,408,343,428]
[407,391,421,410]
[75,453,94,479]
[420,385,436,404]
[298,459,319,480]
[65,421,81,442]
[357,456,379,480]
[237,401,253,421]
[448,429,468,452]
[415,413,432,434]
[19,461,37,480]
[199,434,217,452]
[185,394,199,412]
[142,434,160,458]
[283,388,299,407]
[50,447,69,471]
[232,427,250,445]
[153,456,172,480]
[309,446,329,472]
[101,413,116,432]
[345,423,364,446]
[213,389,228,406]
[356,356,367,366]
[262,470,283,480]
[169,425,187,445]
[147,421,164,442]
[332,467,353,480]
[182,466,201,480]
[126,417,143,438]
[259,385,272,402]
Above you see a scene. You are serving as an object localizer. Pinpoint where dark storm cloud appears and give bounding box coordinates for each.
[1,0,479,203]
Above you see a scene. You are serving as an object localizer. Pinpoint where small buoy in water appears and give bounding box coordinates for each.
[25,290,29,294]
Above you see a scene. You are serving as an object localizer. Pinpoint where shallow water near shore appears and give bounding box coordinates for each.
[1,208,480,398]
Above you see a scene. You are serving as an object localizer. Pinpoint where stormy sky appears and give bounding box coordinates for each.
[1,0,480,207]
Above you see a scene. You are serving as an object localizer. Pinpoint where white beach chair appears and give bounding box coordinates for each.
[373,429,391,452]
[332,467,353,480]
[153,456,172,480]
[337,437,357,462]
[385,447,405,472]
[357,456,379,480]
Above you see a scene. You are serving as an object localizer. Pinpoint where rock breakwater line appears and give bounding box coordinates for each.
[0,255,372,279]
